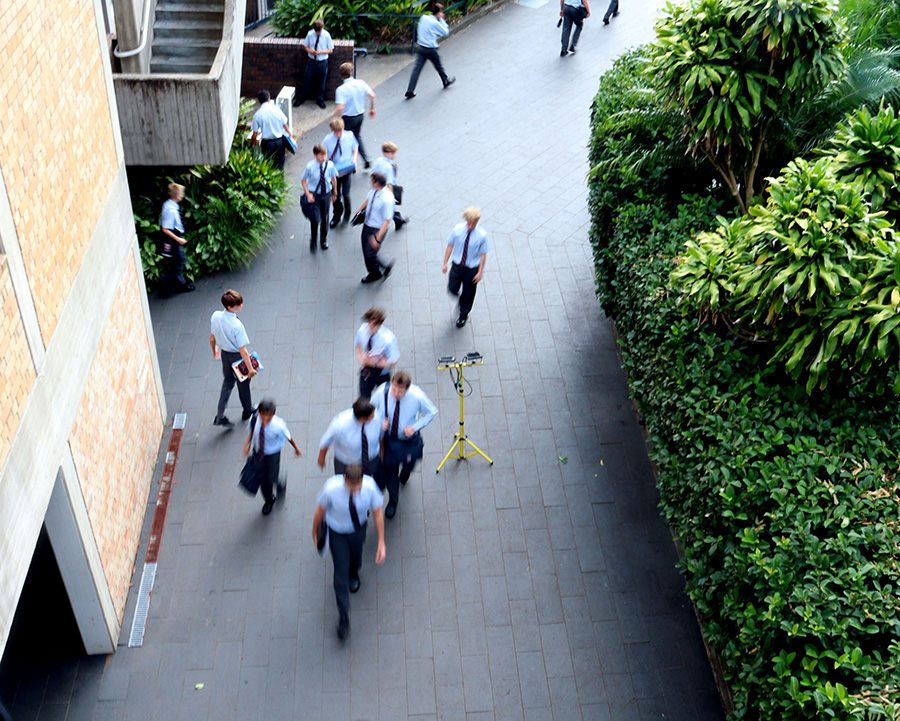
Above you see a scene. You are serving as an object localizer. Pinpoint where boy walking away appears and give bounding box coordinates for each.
[158,183,194,295]
[334,62,376,168]
[210,289,256,427]
[312,463,386,641]
[301,144,339,251]
[243,399,302,516]
[560,0,590,55]
[250,90,292,171]
[405,3,456,98]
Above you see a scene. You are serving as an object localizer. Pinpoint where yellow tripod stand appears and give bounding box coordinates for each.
[436,353,494,472]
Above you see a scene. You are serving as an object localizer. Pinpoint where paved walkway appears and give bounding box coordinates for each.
[11,2,725,719]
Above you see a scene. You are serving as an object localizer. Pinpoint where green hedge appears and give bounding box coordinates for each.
[589,53,900,720]
[132,104,288,288]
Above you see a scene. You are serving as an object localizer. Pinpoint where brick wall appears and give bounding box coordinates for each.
[0,0,118,345]
[241,37,355,100]
[0,257,35,472]
[69,255,164,619]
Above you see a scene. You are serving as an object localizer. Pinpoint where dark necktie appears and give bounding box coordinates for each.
[256,422,265,461]
[317,163,326,194]
[348,492,362,531]
[461,229,472,266]
[365,190,378,226]
[367,335,373,353]
[391,398,401,439]
[361,425,369,474]
[331,141,341,161]
[314,34,320,50]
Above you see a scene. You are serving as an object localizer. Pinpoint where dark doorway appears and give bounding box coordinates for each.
[0,525,86,719]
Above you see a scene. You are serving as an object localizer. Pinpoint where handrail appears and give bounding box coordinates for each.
[114,0,154,58]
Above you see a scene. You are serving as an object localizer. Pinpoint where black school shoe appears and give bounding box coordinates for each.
[337,613,350,641]
[349,576,360,593]
[213,415,234,427]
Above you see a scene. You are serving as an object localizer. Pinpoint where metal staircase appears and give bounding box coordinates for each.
[150,0,225,74]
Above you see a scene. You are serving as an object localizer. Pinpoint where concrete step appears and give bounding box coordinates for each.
[150,54,215,74]
[155,3,224,22]
[152,41,219,59]
[153,19,222,40]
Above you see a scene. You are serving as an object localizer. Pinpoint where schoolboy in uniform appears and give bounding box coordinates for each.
[312,463,386,641]
[242,398,302,515]
[300,144,339,251]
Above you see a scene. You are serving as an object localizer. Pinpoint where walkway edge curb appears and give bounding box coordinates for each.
[608,318,736,716]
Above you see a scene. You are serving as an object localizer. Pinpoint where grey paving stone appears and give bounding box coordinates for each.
[516,652,550,711]
[407,657,437,716]
[461,654,493,714]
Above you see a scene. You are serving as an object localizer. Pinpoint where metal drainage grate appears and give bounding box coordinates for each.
[128,562,157,647]
[173,413,187,430]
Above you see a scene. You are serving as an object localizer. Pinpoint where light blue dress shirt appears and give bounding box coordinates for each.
[371,156,396,186]
[249,415,292,455]
[372,382,438,437]
[446,222,490,268]
[317,474,383,534]
[160,199,183,233]
[210,310,250,352]
[354,323,400,365]
[416,14,449,48]
[322,130,359,164]
[303,29,334,61]
[320,409,382,465]
[251,101,287,140]
[335,78,374,116]
[363,188,395,229]
[301,159,339,194]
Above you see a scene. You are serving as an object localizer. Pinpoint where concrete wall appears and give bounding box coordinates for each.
[112,0,246,165]
[0,0,166,658]
[241,37,355,100]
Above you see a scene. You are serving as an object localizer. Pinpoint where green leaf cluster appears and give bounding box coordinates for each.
[674,106,900,393]
[588,48,724,313]
[646,0,846,212]
[133,102,288,287]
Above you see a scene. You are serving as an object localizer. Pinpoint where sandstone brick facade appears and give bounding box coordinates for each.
[0,0,118,345]
[69,255,163,618]
[0,257,35,471]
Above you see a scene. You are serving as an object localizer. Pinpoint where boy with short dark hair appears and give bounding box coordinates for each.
[300,143,338,251]
[210,290,256,427]
[242,398,302,516]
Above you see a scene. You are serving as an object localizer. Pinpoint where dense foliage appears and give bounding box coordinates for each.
[133,103,288,287]
[646,0,847,213]
[271,0,492,44]
[590,47,900,721]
